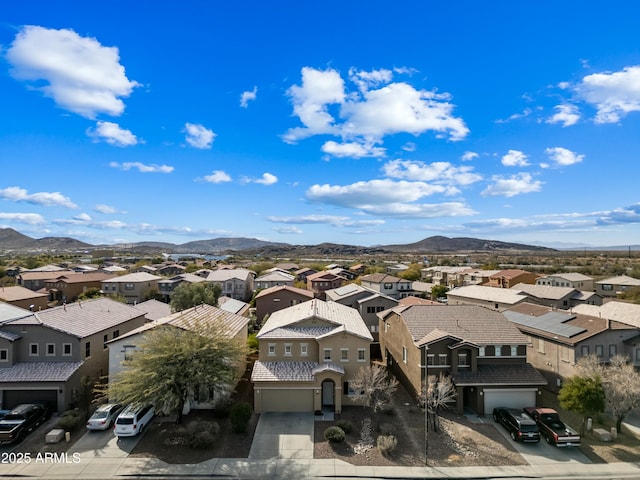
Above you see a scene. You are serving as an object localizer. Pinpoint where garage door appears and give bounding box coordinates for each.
[3,390,58,412]
[260,389,313,412]
[482,388,537,415]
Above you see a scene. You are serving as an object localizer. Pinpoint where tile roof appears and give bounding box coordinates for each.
[255,285,313,299]
[596,275,640,286]
[4,298,145,338]
[0,361,83,382]
[490,269,537,279]
[542,272,593,282]
[258,326,334,339]
[18,270,75,281]
[361,273,405,284]
[218,297,249,315]
[251,361,345,382]
[133,299,172,321]
[452,363,548,386]
[206,268,254,282]
[48,272,115,284]
[0,285,48,301]
[255,271,295,282]
[0,303,32,323]
[257,299,372,341]
[101,272,162,283]
[510,283,577,300]
[572,301,640,328]
[381,304,527,346]
[448,285,528,304]
[0,330,21,341]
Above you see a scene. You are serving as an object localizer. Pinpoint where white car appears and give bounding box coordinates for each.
[113,404,154,437]
[86,404,123,431]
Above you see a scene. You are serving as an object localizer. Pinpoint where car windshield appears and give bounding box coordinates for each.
[2,413,26,420]
[92,411,108,419]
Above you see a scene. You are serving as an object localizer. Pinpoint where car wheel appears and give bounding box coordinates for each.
[545,434,552,444]
[510,431,516,441]
[139,423,144,434]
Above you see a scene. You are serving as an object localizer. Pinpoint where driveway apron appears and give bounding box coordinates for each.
[249,412,314,459]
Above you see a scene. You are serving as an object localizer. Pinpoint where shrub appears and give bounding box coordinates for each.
[230,402,253,433]
[56,409,85,431]
[247,333,259,351]
[378,422,397,435]
[377,434,398,456]
[185,420,220,449]
[335,420,352,435]
[324,426,345,443]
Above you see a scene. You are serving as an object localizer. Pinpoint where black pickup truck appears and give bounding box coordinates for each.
[0,404,50,445]
[523,407,581,447]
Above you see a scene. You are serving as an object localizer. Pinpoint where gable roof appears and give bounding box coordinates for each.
[101,272,162,283]
[133,299,172,321]
[572,301,640,328]
[206,268,254,282]
[541,272,593,282]
[255,271,295,282]
[3,297,145,338]
[255,285,314,299]
[0,361,84,382]
[595,275,640,286]
[0,303,32,323]
[48,272,116,284]
[510,283,578,300]
[448,285,528,304]
[490,269,536,279]
[257,298,372,341]
[380,304,527,347]
[0,285,48,302]
[361,273,406,284]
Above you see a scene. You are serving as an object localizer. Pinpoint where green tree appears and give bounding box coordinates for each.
[399,263,422,281]
[99,318,248,424]
[558,374,606,435]
[349,365,398,413]
[170,282,222,312]
[430,285,448,301]
[78,288,103,300]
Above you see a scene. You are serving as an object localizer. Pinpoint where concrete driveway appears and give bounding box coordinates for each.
[69,426,146,459]
[248,412,314,459]
[492,419,592,465]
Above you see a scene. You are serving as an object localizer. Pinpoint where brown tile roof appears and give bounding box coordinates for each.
[361,273,404,283]
[48,272,116,284]
[453,363,547,386]
[0,285,48,301]
[255,285,313,299]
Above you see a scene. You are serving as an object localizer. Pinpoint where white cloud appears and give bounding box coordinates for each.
[544,147,584,166]
[283,67,468,149]
[0,212,45,224]
[546,104,580,127]
[321,141,385,158]
[495,108,533,124]
[482,173,543,197]
[461,151,478,161]
[109,162,174,173]
[94,204,122,214]
[87,121,138,146]
[6,25,139,118]
[254,173,278,185]
[382,159,482,186]
[74,213,92,222]
[184,123,216,149]
[501,150,529,167]
[273,226,303,234]
[240,86,257,107]
[267,214,386,228]
[0,186,78,208]
[575,65,640,123]
[203,170,232,183]
[356,202,476,218]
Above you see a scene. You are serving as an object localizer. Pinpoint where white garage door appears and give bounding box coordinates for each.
[483,388,537,414]
[260,389,314,412]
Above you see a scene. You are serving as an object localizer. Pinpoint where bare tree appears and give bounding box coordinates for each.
[420,373,456,432]
[350,364,398,413]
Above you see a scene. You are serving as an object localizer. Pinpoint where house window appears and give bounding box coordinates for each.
[609,345,617,358]
[560,345,570,362]
[113,330,119,338]
[494,303,499,309]
[85,341,91,358]
[383,283,392,290]
[29,343,39,356]
[323,348,332,362]
[0,349,7,362]
[370,325,379,333]
[300,343,308,356]
[63,343,72,356]
[46,343,55,356]
[341,348,349,362]
[125,283,134,290]
[427,354,435,366]
[538,339,545,354]
[402,346,408,364]
[510,345,518,356]
[458,353,468,367]
[104,334,109,349]
[268,344,276,356]
[478,346,485,357]
[495,346,502,357]
[358,348,366,362]
[595,344,603,357]
[367,306,375,314]
[581,345,589,357]
[602,284,613,291]
[438,354,448,366]
[124,345,136,362]
[284,344,292,356]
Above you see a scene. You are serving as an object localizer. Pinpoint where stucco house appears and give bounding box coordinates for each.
[0,285,49,311]
[16,270,75,291]
[595,275,640,298]
[251,299,373,414]
[447,285,529,311]
[378,304,547,415]
[107,303,249,413]
[306,271,346,299]
[487,269,540,289]
[0,298,147,412]
[509,283,602,309]
[157,273,206,301]
[504,302,639,391]
[101,272,162,305]
[360,273,413,299]
[44,272,115,303]
[254,270,295,290]
[254,285,314,324]
[536,273,595,291]
[205,268,255,302]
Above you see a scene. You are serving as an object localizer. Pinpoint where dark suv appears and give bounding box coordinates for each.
[493,407,540,443]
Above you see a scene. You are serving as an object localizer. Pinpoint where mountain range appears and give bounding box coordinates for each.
[0,227,558,256]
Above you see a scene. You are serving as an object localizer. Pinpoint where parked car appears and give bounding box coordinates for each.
[0,404,50,445]
[493,407,540,443]
[86,403,123,431]
[523,406,581,447]
[113,404,154,437]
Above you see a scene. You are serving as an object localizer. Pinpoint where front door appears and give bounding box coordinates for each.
[322,380,334,407]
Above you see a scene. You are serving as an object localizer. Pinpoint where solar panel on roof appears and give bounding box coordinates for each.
[504,310,586,338]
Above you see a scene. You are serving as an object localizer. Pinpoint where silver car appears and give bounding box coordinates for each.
[86,404,123,431]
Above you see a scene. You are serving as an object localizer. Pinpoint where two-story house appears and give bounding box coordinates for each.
[536,273,595,291]
[0,286,49,311]
[44,272,115,303]
[16,270,75,291]
[254,270,295,291]
[487,269,540,289]
[0,298,147,412]
[378,305,547,415]
[251,299,373,414]
[157,273,206,302]
[360,273,413,299]
[595,275,640,298]
[107,304,249,413]
[306,271,346,299]
[504,302,639,391]
[446,285,529,311]
[254,285,314,324]
[101,272,162,305]
[509,283,602,309]
[205,268,255,302]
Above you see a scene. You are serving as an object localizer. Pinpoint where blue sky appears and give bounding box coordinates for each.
[2,1,640,249]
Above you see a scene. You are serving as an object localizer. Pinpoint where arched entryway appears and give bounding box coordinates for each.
[321,379,335,409]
